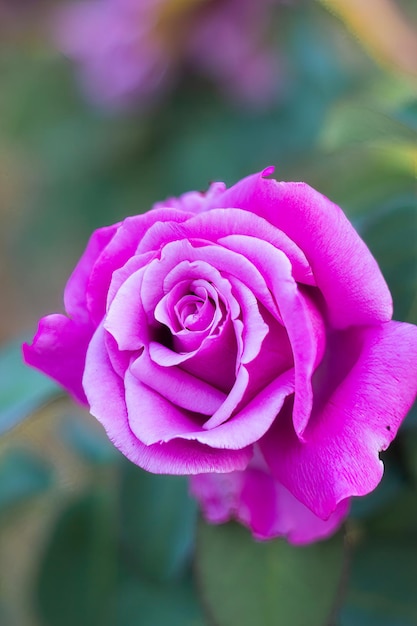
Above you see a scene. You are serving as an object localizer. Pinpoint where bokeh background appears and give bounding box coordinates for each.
[1,1,417,625]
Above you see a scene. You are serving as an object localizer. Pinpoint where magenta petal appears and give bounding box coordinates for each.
[212,170,393,327]
[23,314,92,404]
[190,468,349,543]
[261,321,417,519]
[64,223,119,322]
[153,181,227,214]
[138,207,314,286]
[237,469,349,543]
[83,326,252,473]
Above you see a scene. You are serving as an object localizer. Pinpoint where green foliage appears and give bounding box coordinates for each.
[116,575,206,626]
[1,2,417,625]
[196,521,346,626]
[36,490,118,626]
[340,536,417,626]
[119,464,198,583]
[0,448,52,510]
[35,466,205,626]
[0,339,59,435]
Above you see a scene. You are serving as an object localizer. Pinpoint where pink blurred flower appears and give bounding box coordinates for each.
[24,168,417,543]
[53,0,281,108]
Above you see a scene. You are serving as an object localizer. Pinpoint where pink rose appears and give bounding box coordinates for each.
[24,168,417,543]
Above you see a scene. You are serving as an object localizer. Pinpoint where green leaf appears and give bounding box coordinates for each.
[0,339,60,436]
[0,448,52,510]
[119,463,198,582]
[361,199,417,324]
[349,453,406,520]
[339,536,417,626]
[321,103,417,151]
[117,574,207,626]
[59,414,120,466]
[196,521,346,626]
[36,490,117,626]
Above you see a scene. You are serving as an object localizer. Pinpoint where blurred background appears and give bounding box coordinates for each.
[0,1,416,625]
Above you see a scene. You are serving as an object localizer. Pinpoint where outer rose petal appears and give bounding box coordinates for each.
[190,468,349,544]
[153,182,227,214]
[210,169,393,328]
[23,314,92,404]
[83,325,253,474]
[86,208,193,324]
[64,222,119,322]
[261,321,417,519]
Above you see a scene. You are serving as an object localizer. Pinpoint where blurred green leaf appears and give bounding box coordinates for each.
[350,454,406,520]
[117,574,207,626]
[36,490,117,626]
[0,339,60,435]
[60,414,120,466]
[196,521,346,626]
[339,536,417,626]
[0,448,52,510]
[321,103,417,151]
[120,463,197,583]
[361,199,417,323]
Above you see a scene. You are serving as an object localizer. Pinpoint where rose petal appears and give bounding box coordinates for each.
[138,207,314,286]
[83,325,253,474]
[64,223,119,322]
[219,234,326,439]
[154,279,224,352]
[23,314,92,404]
[86,208,194,324]
[130,350,227,415]
[126,363,294,449]
[261,321,417,519]
[153,181,227,214]
[211,169,393,327]
[105,267,149,351]
[190,468,349,544]
[140,243,241,324]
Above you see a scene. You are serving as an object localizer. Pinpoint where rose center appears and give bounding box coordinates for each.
[175,286,216,331]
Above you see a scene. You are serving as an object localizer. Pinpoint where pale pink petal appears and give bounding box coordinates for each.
[243,305,293,402]
[125,370,203,444]
[104,267,149,351]
[130,350,226,415]
[23,314,92,404]
[220,234,326,439]
[83,326,253,474]
[107,250,156,309]
[87,208,193,324]
[261,322,417,519]
[126,364,293,450]
[140,242,240,324]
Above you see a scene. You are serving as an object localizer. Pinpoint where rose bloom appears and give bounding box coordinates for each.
[52,0,280,108]
[24,168,417,543]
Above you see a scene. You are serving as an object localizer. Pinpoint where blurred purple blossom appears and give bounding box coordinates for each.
[52,0,282,109]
